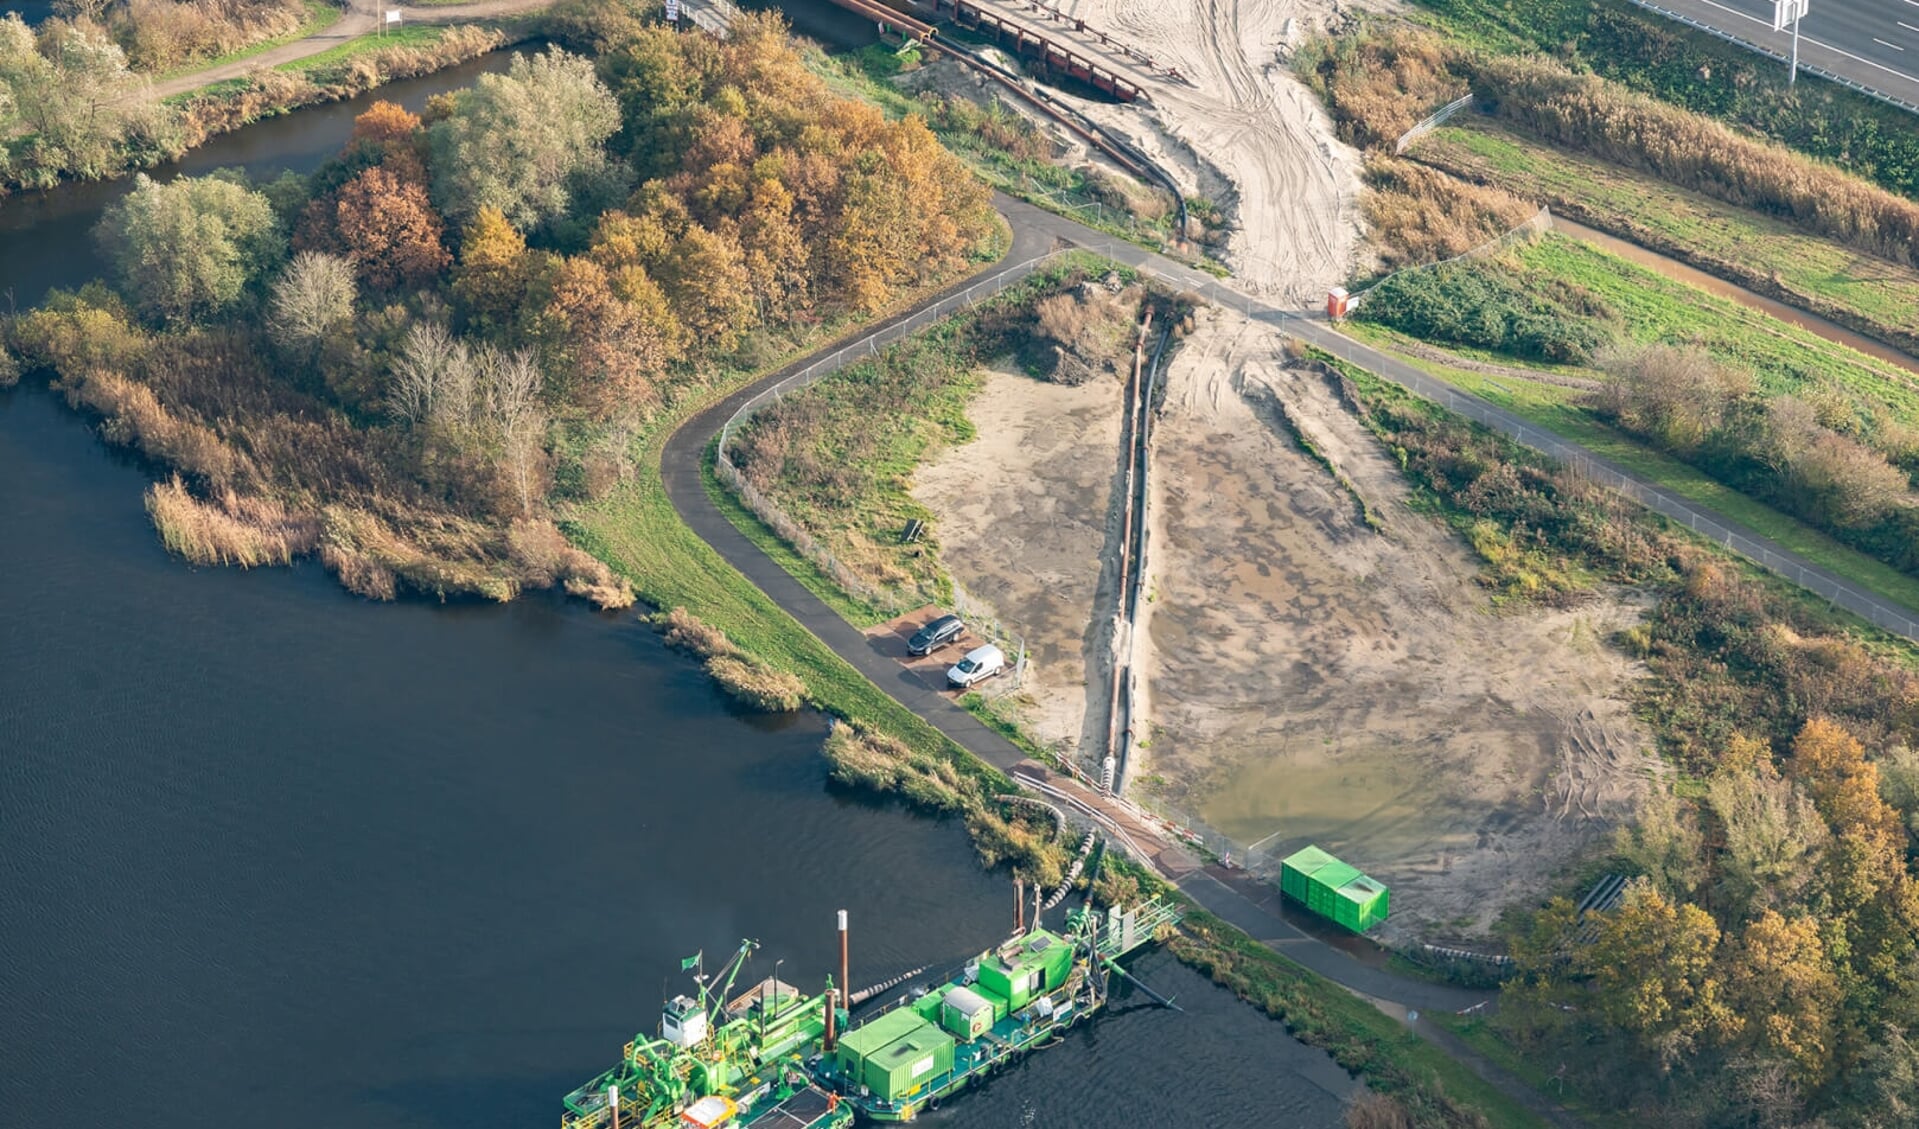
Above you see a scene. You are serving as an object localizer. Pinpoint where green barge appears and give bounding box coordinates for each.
[810,898,1180,1122]
[559,896,1178,1127]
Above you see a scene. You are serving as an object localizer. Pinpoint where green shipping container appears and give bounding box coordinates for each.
[1280,844,1390,933]
[836,1007,930,1081]
[861,1024,956,1101]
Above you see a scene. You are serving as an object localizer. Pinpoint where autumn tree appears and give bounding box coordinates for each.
[268,250,356,356]
[529,255,666,419]
[95,172,282,324]
[1706,761,1829,920]
[1575,879,1733,1069]
[426,47,620,231]
[736,175,810,320]
[1792,717,1901,843]
[351,100,422,149]
[651,222,754,350]
[331,165,451,291]
[451,206,534,339]
[1722,910,1842,1087]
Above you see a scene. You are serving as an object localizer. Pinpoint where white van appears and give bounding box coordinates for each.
[946,644,1006,689]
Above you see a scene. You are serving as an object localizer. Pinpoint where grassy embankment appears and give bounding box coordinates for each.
[565,266,1012,777]
[1405,0,1919,204]
[1430,1014,1634,1129]
[154,0,344,81]
[1345,233,1919,613]
[1344,323,1919,617]
[1411,120,1919,359]
[279,23,454,72]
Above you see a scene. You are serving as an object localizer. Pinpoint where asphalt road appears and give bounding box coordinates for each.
[1634,0,1919,109]
[663,198,1585,1128]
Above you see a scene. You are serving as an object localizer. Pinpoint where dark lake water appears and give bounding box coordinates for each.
[2,0,52,26]
[0,27,1352,1129]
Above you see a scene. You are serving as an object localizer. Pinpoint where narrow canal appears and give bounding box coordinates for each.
[0,34,1353,1129]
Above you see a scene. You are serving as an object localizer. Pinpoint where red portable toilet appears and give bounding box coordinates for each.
[1326,287,1353,320]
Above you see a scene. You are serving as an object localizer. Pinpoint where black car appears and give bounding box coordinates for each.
[907,614,965,656]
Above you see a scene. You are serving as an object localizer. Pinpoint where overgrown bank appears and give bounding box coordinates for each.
[1350,235,1919,598]
[1,9,515,193]
[1322,354,1919,1123]
[1409,120,1919,360]
[7,6,998,604]
[1406,0,1919,204]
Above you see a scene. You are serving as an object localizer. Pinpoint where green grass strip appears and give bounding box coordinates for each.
[279,23,447,73]
[1414,120,1919,353]
[1342,322,1919,614]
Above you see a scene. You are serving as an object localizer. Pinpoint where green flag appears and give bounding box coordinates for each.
[681,952,701,971]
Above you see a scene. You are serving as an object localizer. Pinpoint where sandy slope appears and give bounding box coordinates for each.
[1136,309,1657,940]
[1052,0,1377,302]
[914,364,1129,759]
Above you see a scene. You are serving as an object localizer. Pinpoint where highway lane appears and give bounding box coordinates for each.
[1633,0,1919,110]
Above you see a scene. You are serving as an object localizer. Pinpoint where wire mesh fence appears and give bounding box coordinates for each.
[1393,92,1474,154]
[1348,207,1552,306]
[713,250,1074,638]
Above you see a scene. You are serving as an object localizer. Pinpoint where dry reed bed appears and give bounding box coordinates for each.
[1472,55,1919,271]
[654,607,807,713]
[1301,23,1919,273]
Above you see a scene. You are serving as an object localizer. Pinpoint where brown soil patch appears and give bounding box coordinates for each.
[863,606,992,694]
[1136,308,1658,942]
[913,362,1129,760]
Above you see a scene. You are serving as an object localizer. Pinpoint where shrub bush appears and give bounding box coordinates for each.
[1356,253,1613,363]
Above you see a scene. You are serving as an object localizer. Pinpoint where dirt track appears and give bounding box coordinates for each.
[1039,0,1375,303]
[1135,308,1657,940]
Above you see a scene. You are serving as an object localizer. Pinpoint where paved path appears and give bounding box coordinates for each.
[664,189,1919,1120]
[662,196,1586,1127]
[1625,0,1919,113]
[146,0,555,100]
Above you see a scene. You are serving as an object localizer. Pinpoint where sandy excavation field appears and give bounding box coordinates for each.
[1049,0,1380,303]
[914,362,1129,760]
[1135,309,1659,941]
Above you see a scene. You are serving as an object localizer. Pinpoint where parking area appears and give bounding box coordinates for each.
[864,605,990,695]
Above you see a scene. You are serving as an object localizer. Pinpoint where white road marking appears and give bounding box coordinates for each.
[1875,37,1906,51]
[1901,21,1919,32]
[1685,0,1919,84]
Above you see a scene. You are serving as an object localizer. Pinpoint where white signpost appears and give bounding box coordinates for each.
[1773,0,1809,86]
[665,0,680,24]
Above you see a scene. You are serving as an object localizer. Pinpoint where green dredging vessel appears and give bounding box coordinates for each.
[815,897,1182,1122]
[559,938,854,1129]
[559,896,1179,1127]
